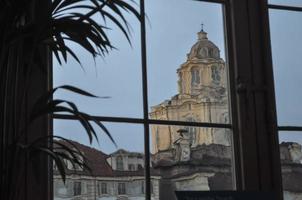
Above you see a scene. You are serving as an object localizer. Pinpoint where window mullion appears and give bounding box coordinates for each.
[26,1,53,200]
[229,0,282,198]
[229,0,261,190]
[140,0,151,199]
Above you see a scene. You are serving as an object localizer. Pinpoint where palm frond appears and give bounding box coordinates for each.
[30,85,114,145]
[25,135,91,183]
[49,0,140,65]
[0,0,139,196]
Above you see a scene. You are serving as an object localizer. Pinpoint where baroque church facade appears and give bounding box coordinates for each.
[149,29,302,200]
[150,29,231,156]
[148,29,234,200]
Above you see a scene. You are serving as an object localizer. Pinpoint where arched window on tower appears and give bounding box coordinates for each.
[191,67,200,86]
[185,117,197,145]
[211,65,221,85]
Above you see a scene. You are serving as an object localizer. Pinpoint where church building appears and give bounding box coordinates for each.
[150,29,231,155]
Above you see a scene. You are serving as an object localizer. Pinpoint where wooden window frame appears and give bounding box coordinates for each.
[226,1,282,198]
[25,0,285,200]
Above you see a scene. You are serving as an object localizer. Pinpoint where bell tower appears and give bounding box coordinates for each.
[177,29,227,97]
[150,29,230,154]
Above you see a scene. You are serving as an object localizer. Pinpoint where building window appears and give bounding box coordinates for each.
[191,67,200,85]
[50,0,285,200]
[118,183,126,195]
[98,182,107,195]
[268,1,302,198]
[101,182,107,194]
[128,164,135,171]
[211,65,221,85]
[116,156,124,171]
[73,182,81,196]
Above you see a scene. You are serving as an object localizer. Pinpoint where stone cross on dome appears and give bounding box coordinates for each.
[198,23,208,40]
[201,23,204,32]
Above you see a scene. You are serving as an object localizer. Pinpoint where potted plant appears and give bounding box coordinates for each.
[0,0,140,199]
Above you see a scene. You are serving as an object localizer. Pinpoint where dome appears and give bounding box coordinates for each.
[187,31,220,60]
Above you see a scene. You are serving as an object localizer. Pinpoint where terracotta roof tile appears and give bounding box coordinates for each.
[54,140,160,177]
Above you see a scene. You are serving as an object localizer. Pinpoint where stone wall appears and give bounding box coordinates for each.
[153,142,302,200]
[54,175,160,200]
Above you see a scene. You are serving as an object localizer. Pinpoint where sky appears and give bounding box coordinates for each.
[269,0,302,7]
[53,0,302,154]
[269,4,302,145]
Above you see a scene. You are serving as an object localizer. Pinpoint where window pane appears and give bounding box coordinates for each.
[146,0,231,124]
[53,120,152,199]
[53,0,143,118]
[279,132,302,200]
[269,0,302,7]
[269,10,302,125]
[150,124,234,199]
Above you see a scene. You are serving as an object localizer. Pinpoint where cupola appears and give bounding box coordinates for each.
[187,29,220,60]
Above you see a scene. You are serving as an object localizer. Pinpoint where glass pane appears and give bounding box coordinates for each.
[53,120,153,200]
[279,132,302,199]
[53,0,143,118]
[269,0,302,7]
[150,124,234,199]
[146,0,231,124]
[269,10,302,125]
[279,131,302,145]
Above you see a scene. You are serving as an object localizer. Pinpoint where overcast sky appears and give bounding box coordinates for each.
[53,0,302,154]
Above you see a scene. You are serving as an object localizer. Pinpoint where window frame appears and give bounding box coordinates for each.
[44,0,285,200]
[267,1,302,199]
[211,64,221,84]
[128,164,135,171]
[116,155,124,171]
[191,67,201,85]
[73,181,82,196]
[118,182,126,195]
[101,182,108,195]
[225,0,282,197]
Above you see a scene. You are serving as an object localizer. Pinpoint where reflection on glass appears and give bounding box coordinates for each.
[53,121,159,200]
[279,132,302,200]
[146,0,230,124]
[150,125,234,199]
[53,0,143,118]
[269,10,302,125]
[269,0,302,7]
